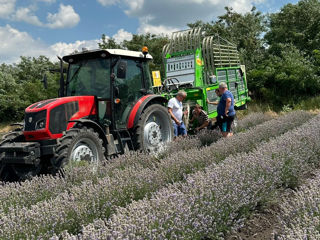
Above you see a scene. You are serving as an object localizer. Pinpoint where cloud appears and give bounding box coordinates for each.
[112,29,133,43]
[0,2,80,29]
[0,26,137,64]
[98,0,266,34]
[97,0,120,6]
[14,7,43,26]
[0,0,16,18]
[36,0,56,3]
[0,25,48,63]
[46,4,80,29]
[0,25,100,64]
[137,23,179,35]
[50,40,100,57]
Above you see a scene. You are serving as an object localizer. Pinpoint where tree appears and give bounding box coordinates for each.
[265,0,320,56]
[0,56,60,121]
[188,7,267,71]
[123,33,169,73]
[98,34,122,49]
[248,44,320,107]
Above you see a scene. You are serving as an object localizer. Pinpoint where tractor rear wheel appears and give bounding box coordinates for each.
[0,130,40,182]
[134,104,173,153]
[52,127,105,173]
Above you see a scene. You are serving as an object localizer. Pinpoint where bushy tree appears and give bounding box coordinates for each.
[248,44,320,107]
[0,56,59,121]
[265,0,320,56]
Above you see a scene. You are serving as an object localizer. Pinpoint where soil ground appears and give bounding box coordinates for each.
[226,204,282,240]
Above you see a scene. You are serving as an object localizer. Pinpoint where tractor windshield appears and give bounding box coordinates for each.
[66,58,110,98]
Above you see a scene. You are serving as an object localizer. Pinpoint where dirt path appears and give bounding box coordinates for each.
[226,204,282,240]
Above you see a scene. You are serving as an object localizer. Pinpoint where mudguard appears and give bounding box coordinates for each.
[126,95,168,129]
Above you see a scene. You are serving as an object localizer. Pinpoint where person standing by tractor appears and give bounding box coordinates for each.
[217,82,236,137]
[168,91,188,138]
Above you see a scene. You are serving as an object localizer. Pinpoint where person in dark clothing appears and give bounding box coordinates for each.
[189,104,210,132]
[217,82,236,137]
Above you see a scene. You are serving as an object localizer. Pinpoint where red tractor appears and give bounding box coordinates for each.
[0,48,173,181]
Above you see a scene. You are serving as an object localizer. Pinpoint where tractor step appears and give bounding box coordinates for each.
[0,142,41,165]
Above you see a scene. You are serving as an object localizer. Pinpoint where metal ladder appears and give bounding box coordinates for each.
[162,28,241,76]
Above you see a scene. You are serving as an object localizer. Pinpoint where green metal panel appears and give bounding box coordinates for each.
[159,28,251,122]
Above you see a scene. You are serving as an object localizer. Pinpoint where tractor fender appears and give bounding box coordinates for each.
[68,119,108,145]
[127,95,168,129]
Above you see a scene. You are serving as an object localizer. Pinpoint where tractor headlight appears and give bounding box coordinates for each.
[35,119,46,130]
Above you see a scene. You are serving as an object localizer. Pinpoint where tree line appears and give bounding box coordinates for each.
[0,0,319,122]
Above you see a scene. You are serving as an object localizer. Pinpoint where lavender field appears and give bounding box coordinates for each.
[1,111,320,240]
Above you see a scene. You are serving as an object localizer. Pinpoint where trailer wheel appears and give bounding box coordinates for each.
[134,104,173,153]
[53,127,105,173]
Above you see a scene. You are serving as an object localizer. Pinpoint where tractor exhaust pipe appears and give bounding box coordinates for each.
[57,56,65,97]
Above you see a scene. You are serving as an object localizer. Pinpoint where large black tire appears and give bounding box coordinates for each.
[52,127,105,173]
[133,104,173,153]
[0,130,40,182]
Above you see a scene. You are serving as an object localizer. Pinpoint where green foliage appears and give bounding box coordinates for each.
[0,56,59,121]
[98,34,122,49]
[98,33,169,75]
[248,44,320,108]
[123,33,169,74]
[265,0,320,56]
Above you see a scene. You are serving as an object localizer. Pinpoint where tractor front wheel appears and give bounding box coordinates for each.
[52,127,105,173]
[134,104,173,153]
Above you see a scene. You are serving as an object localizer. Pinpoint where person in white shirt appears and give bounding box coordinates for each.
[168,91,187,137]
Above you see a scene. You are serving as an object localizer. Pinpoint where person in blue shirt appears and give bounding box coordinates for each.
[217,82,236,137]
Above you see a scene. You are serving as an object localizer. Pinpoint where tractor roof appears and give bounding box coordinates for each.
[62,49,153,63]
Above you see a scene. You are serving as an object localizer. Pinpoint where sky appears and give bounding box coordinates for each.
[0,0,299,64]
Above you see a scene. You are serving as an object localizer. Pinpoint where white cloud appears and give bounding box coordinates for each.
[97,0,120,6]
[37,0,56,3]
[0,26,137,64]
[0,0,16,18]
[50,40,100,57]
[137,23,179,35]
[0,25,100,64]
[14,7,43,26]
[0,2,80,29]
[46,4,80,29]
[0,25,48,63]
[112,29,133,43]
[99,0,266,34]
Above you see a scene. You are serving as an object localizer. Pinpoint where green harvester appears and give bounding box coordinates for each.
[153,28,250,122]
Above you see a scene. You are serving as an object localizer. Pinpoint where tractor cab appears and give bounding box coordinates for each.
[62,49,154,130]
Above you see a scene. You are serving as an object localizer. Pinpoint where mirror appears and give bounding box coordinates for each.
[117,61,127,79]
[114,86,120,97]
[41,74,48,89]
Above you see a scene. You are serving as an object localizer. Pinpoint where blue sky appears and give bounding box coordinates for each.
[0,0,299,63]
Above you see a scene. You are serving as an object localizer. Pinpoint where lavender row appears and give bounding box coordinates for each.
[0,111,311,239]
[234,112,273,132]
[276,171,320,239]
[0,112,273,213]
[67,113,320,240]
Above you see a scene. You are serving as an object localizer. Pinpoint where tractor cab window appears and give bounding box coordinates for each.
[114,58,145,129]
[66,58,110,98]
